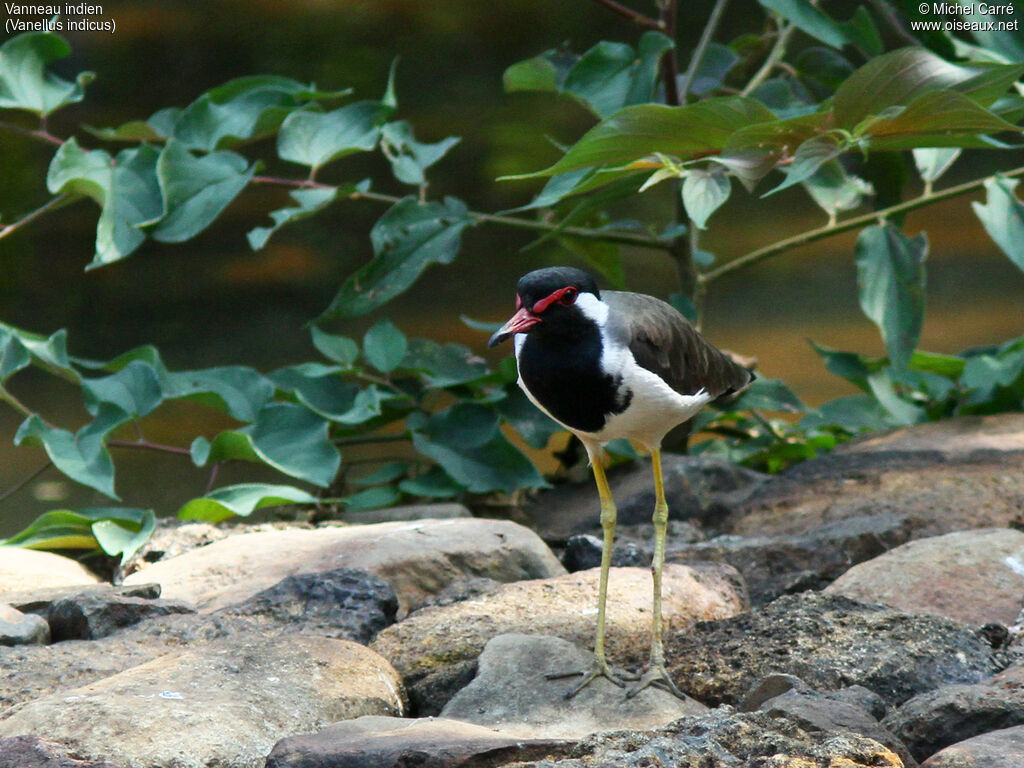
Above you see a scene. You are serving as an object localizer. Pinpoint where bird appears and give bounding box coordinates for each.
[488,266,754,699]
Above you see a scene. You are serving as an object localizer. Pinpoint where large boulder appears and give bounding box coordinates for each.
[0,549,100,597]
[0,635,404,768]
[920,725,1024,768]
[123,518,565,617]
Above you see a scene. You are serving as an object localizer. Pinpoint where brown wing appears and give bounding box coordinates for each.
[603,290,753,400]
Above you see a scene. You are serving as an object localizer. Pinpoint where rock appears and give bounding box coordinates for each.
[371,563,747,715]
[221,567,398,644]
[0,549,100,598]
[0,734,115,767]
[920,724,1024,768]
[342,503,472,525]
[408,578,503,614]
[883,676,1024,761]
[560,534,649,571]
[123,519,565,618]
[825,528,1024,626]
[728,416,1024,542]
[672,513,914,605]
[3,583,162,616]
[528,455,766,542]
[495,708,903,767]
[47,589,195,641]
[0,604,49,646]
[265,715,573,768]
[658,592,999,708]
[0,635,405,768]
[441,634,705,738]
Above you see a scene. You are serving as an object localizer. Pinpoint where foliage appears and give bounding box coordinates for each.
[3,0,1024,562]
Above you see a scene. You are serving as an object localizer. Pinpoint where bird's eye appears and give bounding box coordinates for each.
[560,287,578,305]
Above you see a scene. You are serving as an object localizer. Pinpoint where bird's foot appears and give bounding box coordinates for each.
[625,661,686,700]
[547,661,639,699]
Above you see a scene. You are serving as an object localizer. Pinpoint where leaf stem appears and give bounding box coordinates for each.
[0,195,71,242]
[107,439,192,456]
[0,384,37,420]
[333,432,410,446]
[701,165,1024,284]
[0,119,64,146]
[740,20,795,97]
[0,460,53,506]
[590,0,664,30]
[678,0,730,101]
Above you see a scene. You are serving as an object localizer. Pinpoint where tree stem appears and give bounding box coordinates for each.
[678,0,730,101]
[701,166,1024,284]
[741,20,795,97]
[590,0,664,30]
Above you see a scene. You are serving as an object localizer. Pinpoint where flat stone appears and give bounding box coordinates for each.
[0,603,49,646]
[0,549,100,598]
[441,633,705,739]
[342,503,472,525]
[839,413,1024,457]
[47,591,195,641]
[265,715,572,768]
[658,592,999,708]
[921,724,1024,767]
[825,528,1024,626]
[0,734,114,767]
[123,519,565,617]
[0,634,405,768]
[371,563,747,715]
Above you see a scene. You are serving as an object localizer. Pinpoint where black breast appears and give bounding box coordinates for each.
[516,325,631,433]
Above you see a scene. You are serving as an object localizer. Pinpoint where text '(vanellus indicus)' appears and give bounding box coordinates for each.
[489,266,754,698]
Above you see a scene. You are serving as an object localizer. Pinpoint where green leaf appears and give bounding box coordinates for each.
[319,196,472,320]
[363,318,408,374]
[412,404,546,494]
[682,167,731,229]
[972,175,1024,273]
[277,100,393,171]
[381,121,460,186]
[151,139,255,243]
[758,0,849,48]
[839,6,882,57]
[495,387,563,449]
[352,462,409,486]
[855,225,928,371]
[963,5,1024,63]
[1,507,153,563]
[14,404,130,498]
[689,43,739,96]
[563,33,674,118]
[0,322,77,381]
[344,485,402,511]
[503,54,562,93]
[510,97,776,178]
[0,328,31,382]
[194,402,340,487]
[83,120,165,143]
[801,394,895,432]
[162,366,274,422]
[765,134,845,195]
[310,327,360,367]
[91,508,156,563]
[177,483,317,524]
[81,360,163,418]
[728,377,805,413]
[269,363,364,421]
[248,186,339,250]
[913,148,960,184]
[47,140,164,267]
[0,32,94,116]
[804,161,873,218]
[402,338,490,388]
[398,466,462,498]
[867,368,924,425]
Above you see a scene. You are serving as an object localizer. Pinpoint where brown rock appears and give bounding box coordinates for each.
[920,724,1024,767]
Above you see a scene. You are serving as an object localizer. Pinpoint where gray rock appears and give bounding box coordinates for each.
[826,528,1024,626]
[561,534,648,571]
[0,635,405,768]
[342,503,472,525]
[920,724,1024,767]
[498,708,904,768]
[408,578,503,614]
[0,735,114,767]
[47,590,195,641]
[528,455,766,542]
[656,592,999,708]
[4,583,162,616]
[0,604,49,646]
[265,716,573,768]
[883,678,1024,761]
[221,567,397,644]
[441,634,705,738]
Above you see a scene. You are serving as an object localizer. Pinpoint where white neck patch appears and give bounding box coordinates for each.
[576,292,609,327]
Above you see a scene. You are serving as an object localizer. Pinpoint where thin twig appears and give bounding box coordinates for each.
[205,462,220,494]
[701,165,1024,284]
[107,439,192,456]
[741,20,796,97]
[0,385,39,420]
[0,460,54,506]
[333,433,410,446]
[0,119,64,146]
[678,0,731,101]
[591,0,664,30]
[0,195,71,242]
[660,0,682,106]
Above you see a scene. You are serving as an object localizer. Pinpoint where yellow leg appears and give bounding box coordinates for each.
[547,444,636,697]
[626,447,686,699]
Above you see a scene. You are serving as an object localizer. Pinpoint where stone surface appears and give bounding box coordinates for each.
[495,708,904,768]
[47,590,195,641]
[656,592,999,708]
[920,725,1024,768]
[839,413,1024,457]
[0,634,405,768]
[0,603,49,646]
[0,549,100,597]
[826,528,1024,626]
[441,634,705,738]
[883,677,1024,761]
[528,455,766,542]
[0,735,114,768]
[220,567,398,644]
[342,503,472,525]
[371,563,747,715]
[123,518,565,617]
[265,716,572,768]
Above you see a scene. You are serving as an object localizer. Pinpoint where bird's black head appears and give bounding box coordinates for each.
[488,267,601,347]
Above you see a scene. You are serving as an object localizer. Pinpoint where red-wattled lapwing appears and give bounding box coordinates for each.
[489,266,754,699]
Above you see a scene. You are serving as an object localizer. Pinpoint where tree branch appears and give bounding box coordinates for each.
[0,460,53,506]
[591,0,664,30]
[679,0,731,101]
[700,165,1024,284]
[0,195,72,242]
[107,439,192,456]
[0,119,64,146]
[741,20,796,97]
[660,0,681,106]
